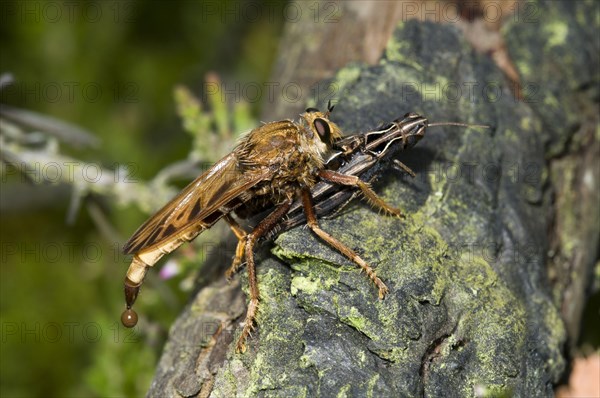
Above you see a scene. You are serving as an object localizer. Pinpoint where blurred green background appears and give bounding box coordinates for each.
[1,1,288,396]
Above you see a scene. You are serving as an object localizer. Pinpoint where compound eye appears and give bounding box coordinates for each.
[305,107,320,113]
[313,118,331,142]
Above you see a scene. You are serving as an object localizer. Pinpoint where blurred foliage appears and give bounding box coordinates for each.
[174,76,254,163]
[0,1,287,397]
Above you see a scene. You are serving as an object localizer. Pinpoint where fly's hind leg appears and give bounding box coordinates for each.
[235,199,292,353]
[224,215,248,280]
[301,189,388,299]
[318,169,404,218]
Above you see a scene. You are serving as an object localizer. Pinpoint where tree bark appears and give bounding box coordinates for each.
[148,1,599,397]
[260,1,406,121]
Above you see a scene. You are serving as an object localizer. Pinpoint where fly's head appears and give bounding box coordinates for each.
[300,103,343,155]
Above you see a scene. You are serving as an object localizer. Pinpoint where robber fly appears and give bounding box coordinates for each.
[121,103,402,353]
[264,113,489,238]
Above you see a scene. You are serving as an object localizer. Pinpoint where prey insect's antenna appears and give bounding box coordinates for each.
[428,121,489,129]
[380,115,488,178]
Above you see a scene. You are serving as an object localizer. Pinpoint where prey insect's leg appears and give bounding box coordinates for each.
[392,159,416,177]
[223,214,248,280]
[236,199,292,353]
[318,169,404,217]
[301,189,388,299]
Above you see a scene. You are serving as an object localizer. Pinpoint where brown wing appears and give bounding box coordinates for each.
[123,152,268,254]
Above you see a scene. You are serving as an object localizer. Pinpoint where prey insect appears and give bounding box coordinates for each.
[263,113,489,238]
[120,103,403,353]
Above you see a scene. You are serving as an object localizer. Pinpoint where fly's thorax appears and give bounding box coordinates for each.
[234,116,331,202]
[235,120,300,168]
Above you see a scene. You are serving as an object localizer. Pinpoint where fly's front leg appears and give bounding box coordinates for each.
[236,199,292,353]
[301,189,388,299]
[223,214,248,280]
[318,169,404,217]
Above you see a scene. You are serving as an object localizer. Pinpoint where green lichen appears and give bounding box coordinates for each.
[543,94,560,109]
[519,116,532,132]
[272,247,342,292]
[544,20,569,48]
[212,358,247,398]
[366,374,380,398]
[460,263,525,377]
[274,186,530,388]
[474,383,513,398]
[418,81,446,103]
[557,164,578,256]
[331,64,363,95]
[336,384,351,398]
[382,21,407,61]
[290,275,320,296]
[515,60,531,78]
[535,295,567,376]
[336,306,369,336]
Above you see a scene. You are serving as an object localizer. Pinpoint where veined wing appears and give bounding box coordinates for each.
[123,152,267,254]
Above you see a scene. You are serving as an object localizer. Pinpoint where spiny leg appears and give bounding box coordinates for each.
[236,199,292,353]
[301,189,388,299]
[318,169,404,217]
[223,214,248,280]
